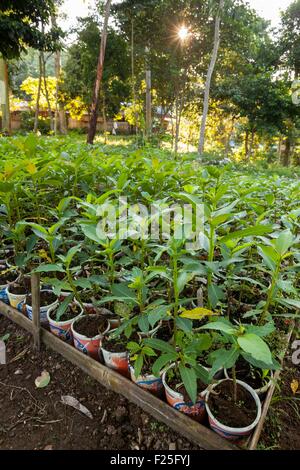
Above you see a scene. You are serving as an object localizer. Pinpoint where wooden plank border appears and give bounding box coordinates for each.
[0,300,237,451]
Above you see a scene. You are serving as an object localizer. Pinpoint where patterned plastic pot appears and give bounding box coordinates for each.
[205,379,262,442]
[23,290,58,326]
[6,286,27,309]
[47,303,83,343]
[162,365,207,423]
[101,346,129,377]
[0,284,9,305]
[72,315,110,361]
[224,368,273,396]
[130,365,164,396]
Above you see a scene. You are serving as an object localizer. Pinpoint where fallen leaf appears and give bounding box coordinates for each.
[35,370,51,388]
[61,395,93,419]
[291,379,299,395]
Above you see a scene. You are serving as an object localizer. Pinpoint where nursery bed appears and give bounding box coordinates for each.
[1,286,293,451]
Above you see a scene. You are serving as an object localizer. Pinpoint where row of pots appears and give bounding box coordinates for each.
[0,282,264,444]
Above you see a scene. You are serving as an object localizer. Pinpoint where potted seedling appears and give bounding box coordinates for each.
[23,289,58,325]
[145,332,210,422]
[6,274,31,309]
[127,339,163,396]
[47,293,83,342]
[101,330,131,377]
[0,266,19,304]
[200,319,279,442]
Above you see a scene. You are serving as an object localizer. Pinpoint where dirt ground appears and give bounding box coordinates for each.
[0,317,200,451]
[1,316,299,451]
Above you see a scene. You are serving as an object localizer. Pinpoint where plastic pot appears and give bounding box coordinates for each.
[23,290,58,326]
[205,379,262,442]
[162,365,207,423]
[6,286,27,309]
[0,284,9,305]
[47,303,83,343]
[130,365,163,396]
[101,346,129,377]
[72,315,110,360]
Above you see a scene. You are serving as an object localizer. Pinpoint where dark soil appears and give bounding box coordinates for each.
[74,315,109,338]
[226,358,268,391]
[155,322,174,342]
[49,303,82,323]
[102,335,128,353]
[0,269,18,284]
[8,283,29,295]
[208,380,257,428]
[0,316,200,450]
[25,291,57,308]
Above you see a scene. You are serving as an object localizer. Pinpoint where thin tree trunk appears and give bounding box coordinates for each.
[145,47,152,139]
[34,54,43,133]
[131,19,138,135]
[245,129,249,159]
[198,0,224,155]
[0,56,11,133]
[41,52,54,131]
[282,137,291,167]
[249,129,255,159]
[87,0,112,145]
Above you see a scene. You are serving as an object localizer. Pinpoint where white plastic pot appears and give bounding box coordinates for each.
[162,364,208,423]
[205,379,262,442]
[130,365,163,396]
[72,315,110,361]
[25,290,58,325]
[6,286,27,309]
[47,303,83,343]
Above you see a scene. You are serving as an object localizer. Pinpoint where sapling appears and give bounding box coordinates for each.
[145,332,210,404]
[200,319,279,404]
[258,230,296,325]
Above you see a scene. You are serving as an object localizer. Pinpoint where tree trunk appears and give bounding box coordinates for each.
[131,19,138,135]
[87,0,112,145]
[282,137,291,167]
[0,56,11,133]
[102,93,108,144]
[41,51,54,131]
[198,0,224,155]
[245,129,249,159]
[34,54,43,133]
[145,47,152,139]
[249,129,255,159]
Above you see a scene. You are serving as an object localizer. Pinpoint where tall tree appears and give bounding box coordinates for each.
[0,0,61,132]
[198,0,224,155]
[87,0,112,145]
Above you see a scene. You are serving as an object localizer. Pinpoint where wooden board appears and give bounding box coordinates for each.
[0,300,237,451]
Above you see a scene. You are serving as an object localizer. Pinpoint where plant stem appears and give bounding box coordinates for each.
[232,365,237,404]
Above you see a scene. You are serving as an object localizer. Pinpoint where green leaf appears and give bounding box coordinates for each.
[208,284,225,308]
[144,338,175,354]
[237,334,272,364]
[245,322,275,338]
[200,321,236,335]
[276,298,300,310]
[179,365,197,404]
[134,354,144,379]
[152,353,177,377]
[275,230,294,256]
[220,225,273,243]
[175,317,193,333]
[138,315,149,333]
[55,294,74,322]
[258,245,279,271]
[32,264,65,274]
